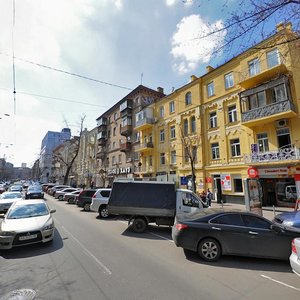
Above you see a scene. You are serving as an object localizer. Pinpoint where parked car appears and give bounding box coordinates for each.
[290,238,300,276]
[172,210,300,262]
[90,188,111,218]
[0,185,6,194]
[273,211,300,229]
[77,189,97,211]
[48,185,70,196]
[25,185,44,199]
[41,183,55,192]
[55,187,79,201]
[0,200,56,249]
[9,184,23,192]
[0,192,24,213]
[64,190,82,204]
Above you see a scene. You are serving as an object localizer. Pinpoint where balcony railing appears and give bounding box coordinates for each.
[244,147,300,164]
[135,117,154,130]
[120,142,131,152]
[136,142,154,152]
[241,99,295,123]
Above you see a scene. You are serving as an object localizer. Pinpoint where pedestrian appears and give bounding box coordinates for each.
[207,188,213,207]
[200,190,207,204]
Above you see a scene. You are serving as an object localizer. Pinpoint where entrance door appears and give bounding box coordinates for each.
[213,176,223,203]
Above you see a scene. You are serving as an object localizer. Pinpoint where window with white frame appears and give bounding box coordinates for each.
[209,112,217,128]
[211,143,220,159]
[207,82,214,97]
[267,48,280,68]
[171,151,176,164]
[273,84,287,102]
[248,58,260,76]
[191,116,196,133]
[170,125,176,139]
[225,72,234,89]
[257,133,269,153]
[159,106,164,117]
[112,156,116,165]
[185,92,192,105]
[134,132,140,142]
[230,139,241,157]
[169,101,175,113]
[160,153,165,165]
[228,105,237,123]
[160,129,165,142]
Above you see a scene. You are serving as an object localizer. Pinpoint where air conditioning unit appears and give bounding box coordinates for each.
[275,119,288,128]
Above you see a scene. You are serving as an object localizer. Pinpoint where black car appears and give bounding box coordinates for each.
[25,185,44,199]
[172,209,300,262]
[76,189,97,211]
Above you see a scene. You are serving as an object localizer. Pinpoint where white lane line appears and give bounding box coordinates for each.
[55,219,112,275]
[261,274,300,292]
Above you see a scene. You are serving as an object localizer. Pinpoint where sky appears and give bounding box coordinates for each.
[0,0,282,167]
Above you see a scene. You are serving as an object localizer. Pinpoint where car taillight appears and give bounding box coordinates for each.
[292,239,297,254]
[175,223,188,230]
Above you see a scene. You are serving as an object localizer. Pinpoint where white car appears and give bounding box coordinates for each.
[90,188,111,218]
[0,192,24,213]
[0,200,56,249]
[290,238,300,276]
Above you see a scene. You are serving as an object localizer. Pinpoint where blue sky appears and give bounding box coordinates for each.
[0,0,285,167]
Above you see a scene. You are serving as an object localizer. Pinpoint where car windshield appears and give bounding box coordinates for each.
[0,192,22,199]
[7,203,49,219]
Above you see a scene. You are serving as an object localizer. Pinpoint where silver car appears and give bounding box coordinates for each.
[290,238,300,276]
[0,200,56,249]
[0,192,24,213]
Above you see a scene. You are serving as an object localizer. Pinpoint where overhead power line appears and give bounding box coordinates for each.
[0,52,133,91]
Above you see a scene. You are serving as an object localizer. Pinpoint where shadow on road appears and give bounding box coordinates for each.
[0,228,63,259]
[183,249,293,273]
[121,224,172,240]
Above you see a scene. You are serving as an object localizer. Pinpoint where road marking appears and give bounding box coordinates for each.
[261,274,300,292]
[55,219,112,275]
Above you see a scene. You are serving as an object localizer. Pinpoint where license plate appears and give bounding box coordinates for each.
[19,234,37,241]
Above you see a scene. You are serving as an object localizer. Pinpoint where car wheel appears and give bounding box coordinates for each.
[58,195,63,201]
[198,238,221,262]
[98,205,109,218]
[132,218,147,233]
[83,202,90,211]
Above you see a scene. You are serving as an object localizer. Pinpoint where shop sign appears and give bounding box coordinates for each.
[180,176,188,185]
[247,167,258,178]
[107,167,131,176]
[205,177,212,183]
[221,174,231,191]
[258,167,290,178]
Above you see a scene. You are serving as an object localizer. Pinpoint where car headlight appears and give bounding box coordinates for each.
[42,223,54,231]
[0,231,15,236]
[283,221,294,227]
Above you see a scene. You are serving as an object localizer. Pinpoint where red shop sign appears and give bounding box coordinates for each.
[248,167,259,178]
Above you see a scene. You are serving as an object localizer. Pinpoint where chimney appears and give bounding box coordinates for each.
[190,75,197,82]
[206,66,214,73]
[157,87,164,94]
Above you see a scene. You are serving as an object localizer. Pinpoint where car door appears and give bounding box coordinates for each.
[241,214,292,259]
[209,213,250,256]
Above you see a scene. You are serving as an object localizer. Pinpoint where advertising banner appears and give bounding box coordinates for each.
[221,174,231,191]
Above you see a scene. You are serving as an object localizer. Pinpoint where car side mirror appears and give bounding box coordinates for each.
[50,209,56,214]
[0,213,5,218]
[270,224,283,233]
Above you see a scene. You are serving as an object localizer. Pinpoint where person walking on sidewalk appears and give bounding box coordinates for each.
[207,188,213,207]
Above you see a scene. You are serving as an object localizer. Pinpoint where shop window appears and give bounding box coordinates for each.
[234,178,243,192]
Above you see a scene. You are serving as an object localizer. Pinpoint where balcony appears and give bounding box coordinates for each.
[96,117,107,129]
[241,99,296,127]
[120,141,131,152]
[134,118,154,131]
[96,151,106,159]
[120,124,132,136]
[134,165,153,174]
[120,100,133,117]
[135,142,154,153]
[244,147,300,164]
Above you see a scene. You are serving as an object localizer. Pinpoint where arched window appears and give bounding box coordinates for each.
[190,116,196,133]
[185,92,192,105]
[183,119,188,136]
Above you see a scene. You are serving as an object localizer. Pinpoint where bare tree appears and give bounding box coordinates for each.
[53,115,86,185]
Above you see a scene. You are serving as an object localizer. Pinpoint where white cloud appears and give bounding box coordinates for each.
[170,14,226,74]
[166,0,176,6]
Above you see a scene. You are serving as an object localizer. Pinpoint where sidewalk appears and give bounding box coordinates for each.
[210,200,295,221]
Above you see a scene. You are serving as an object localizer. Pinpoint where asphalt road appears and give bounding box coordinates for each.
[0,195,299,300]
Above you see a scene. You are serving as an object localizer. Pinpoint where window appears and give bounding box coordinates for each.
[228,105,237,123]
[169,101,175,113]
[113,127,116,136]
[233,179,243,193]
[183,119,188,136]
[230,139,241,157]
[225,72,234,89]
[159,106,164,117]
[114,112,118,120]
[277,128,291,149]
[112,141,116,149]
[192,146,197,162]
[191,116,196,133]
[182,193,200,208]
[149,155,153,166]
[211,214,244,226]
[242,215,271,229]
[118,154,122,164]
[211,143,220,159]
[112,156,115,165]
[184,147,189,163]
[267,48,280,68]
[134,132,140,142]
[160,153,165,165]
[248,58,260,76]
[207,82,214,97]
[257,133,269,152]
[185,92,192,105]
[273,84,287,102]
[209,112,217,128]
[170,125,176,139]
[171,150,176,164]
[160,129,165,142]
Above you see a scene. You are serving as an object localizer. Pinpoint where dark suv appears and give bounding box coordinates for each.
[77,189,97,211]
